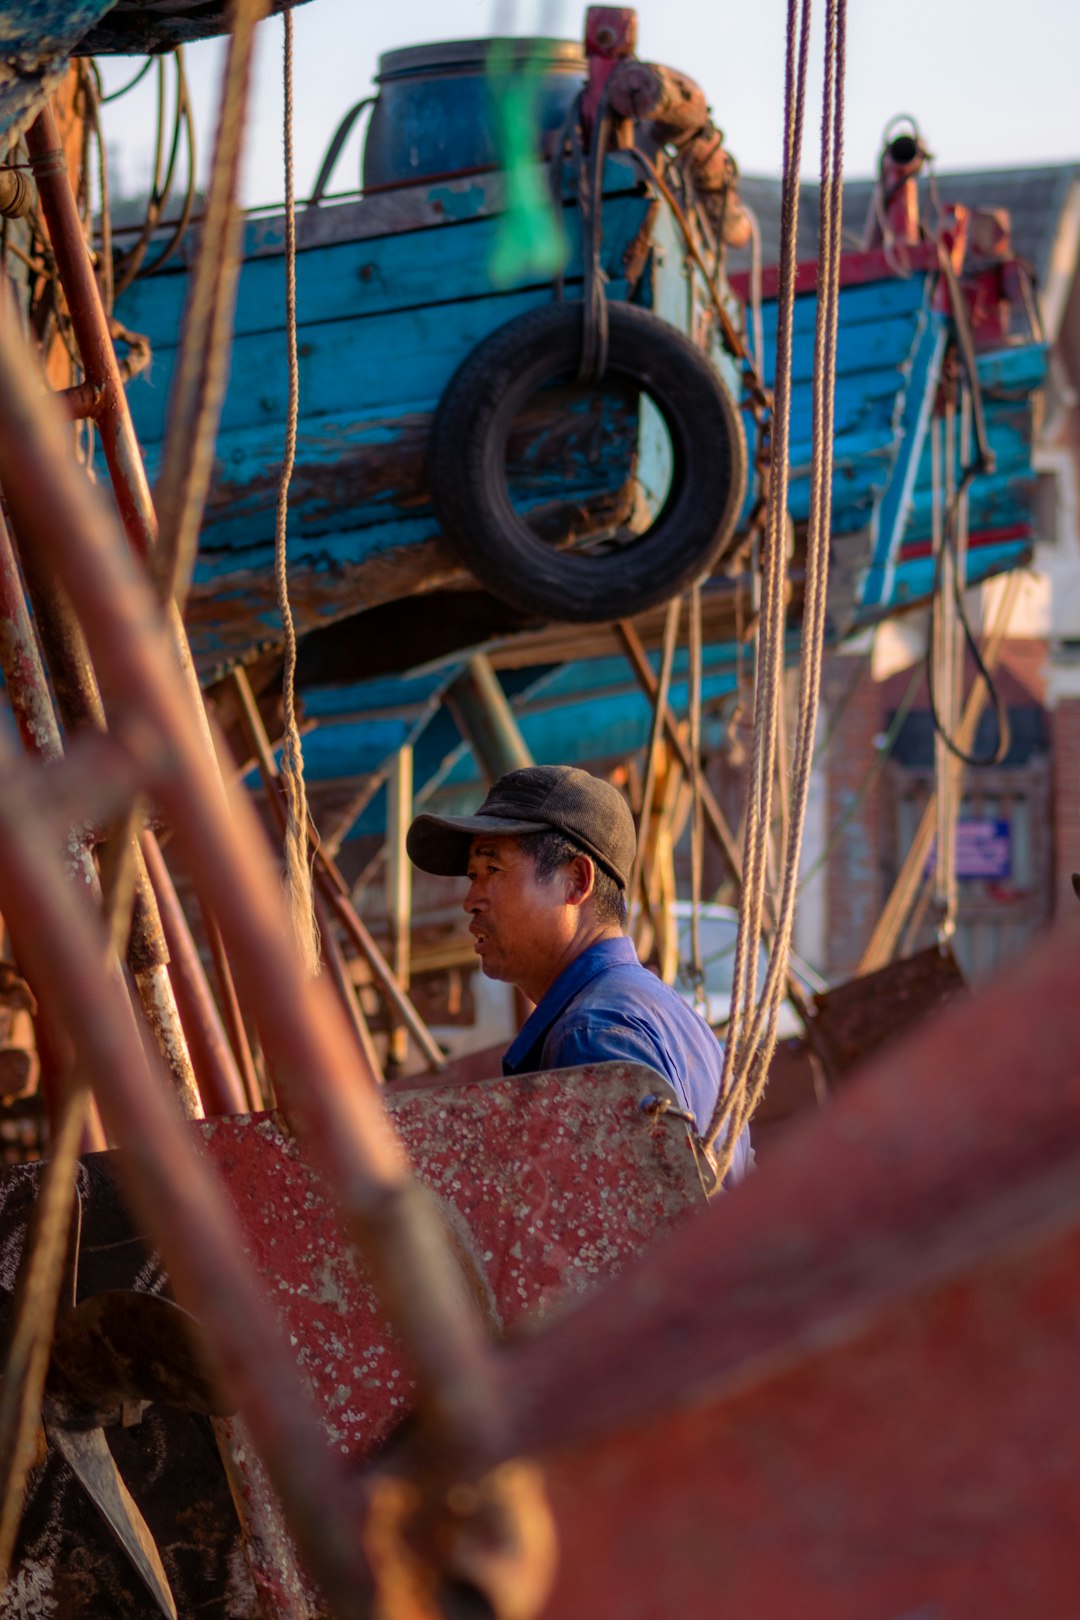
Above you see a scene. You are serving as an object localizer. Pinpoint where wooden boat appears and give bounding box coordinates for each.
[104,21,1043,690]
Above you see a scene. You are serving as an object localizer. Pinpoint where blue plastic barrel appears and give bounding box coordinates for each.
[362,37,587,190]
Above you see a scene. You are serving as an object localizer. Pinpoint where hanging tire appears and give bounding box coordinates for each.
[427,300,748,623]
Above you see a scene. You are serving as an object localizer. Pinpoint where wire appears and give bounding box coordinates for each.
[100,58,154,103]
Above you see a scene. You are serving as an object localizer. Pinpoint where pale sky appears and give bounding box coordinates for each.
[97,0,1079,207]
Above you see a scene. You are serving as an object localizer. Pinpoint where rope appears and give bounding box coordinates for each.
[857,565,1023,973]
[687,581,706,1009]
[923,373,1011,770]
[931,406,959,939]
[275,8,320,978]
[705,0,812,1162]
[576,93,611,382]
[706,0,847,1174]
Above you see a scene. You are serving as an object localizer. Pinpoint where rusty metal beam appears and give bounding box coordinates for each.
[385,743,413,1072]
[6,510,203,1117]
[229,667,445,1073]
[140,830,248,1116]
[197,895,264,1112]
[25,103,218,769]
[0,738,373,1615]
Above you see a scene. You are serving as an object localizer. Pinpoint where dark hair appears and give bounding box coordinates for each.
[517,828,628,929]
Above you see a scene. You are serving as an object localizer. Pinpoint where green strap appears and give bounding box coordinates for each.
[486,38,568,287]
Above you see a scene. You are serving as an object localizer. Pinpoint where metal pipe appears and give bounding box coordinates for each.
[0,287,504,1481]
[140,829,249,1116]
[0,505,106,1149]
[315,887,385,1084]
[863,128,926,251]
[446,654,533,784]
[26,108,155,558]
[9,510,202,1118]
[25,103,219,769]
[385,745,413,1073]
[197,896,264,1112]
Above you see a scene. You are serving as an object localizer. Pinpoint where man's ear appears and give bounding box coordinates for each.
[563,853,596,907]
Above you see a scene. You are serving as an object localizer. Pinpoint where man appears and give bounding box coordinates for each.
[407,763,751,1184]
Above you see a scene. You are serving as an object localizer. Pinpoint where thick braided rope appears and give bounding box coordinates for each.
[721,0,847,1154]
[688,582,705,1005]
[708,0,848,1169]
[729,0,847,1150]
[710,0,811,1131]
[275,9,320,977]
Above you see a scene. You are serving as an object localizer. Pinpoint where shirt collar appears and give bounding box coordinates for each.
[504,935,638,1069]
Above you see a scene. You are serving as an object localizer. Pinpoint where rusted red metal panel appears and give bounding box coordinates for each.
[199,1061,700,1612]
[0,1061,701,1614]
[479,920,1080,1617]
[199,1059,703,1613]
[539,1219,1080,1618]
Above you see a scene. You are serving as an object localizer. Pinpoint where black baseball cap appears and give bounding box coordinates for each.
[406,765,636,890]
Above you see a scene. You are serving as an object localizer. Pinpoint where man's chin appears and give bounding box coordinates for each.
[479,958,508,982]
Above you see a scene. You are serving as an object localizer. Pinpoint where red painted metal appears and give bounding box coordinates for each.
[581,6,638,132]
[899,522,1033,561]
[449,918,1080,1616]
[194,1060,701,1610]
[864,130,927,251]
[728,242,940,303]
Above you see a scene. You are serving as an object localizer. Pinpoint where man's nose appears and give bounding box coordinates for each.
[463,879,483,913]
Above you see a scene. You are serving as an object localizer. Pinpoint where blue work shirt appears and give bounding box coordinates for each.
[502,936,752,1185]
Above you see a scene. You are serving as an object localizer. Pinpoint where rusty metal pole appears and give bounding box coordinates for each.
[24,104,216,763]
[315,888,385,1084]
[446,654,533,784]
[8,523,204,1119]
[140,830,248,1116]
[197,897,264,1112]
[0,291,506,1487]
[0,743,374,1615]
[616,620,745,881]
[385,744,413,1073]
[0,506,105,1151]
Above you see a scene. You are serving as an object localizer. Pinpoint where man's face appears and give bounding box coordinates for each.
[463,834,572,994]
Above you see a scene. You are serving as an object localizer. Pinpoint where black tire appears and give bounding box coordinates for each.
[428,301,748,623]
